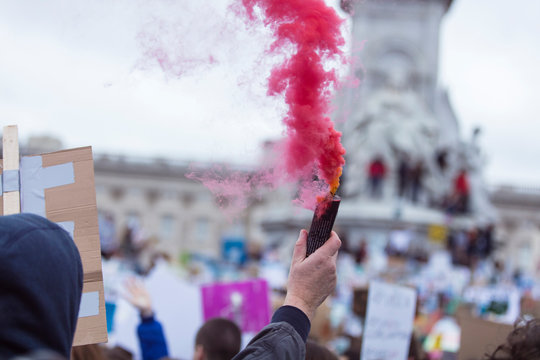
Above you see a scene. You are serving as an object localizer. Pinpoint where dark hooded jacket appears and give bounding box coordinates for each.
[0,213,83,359]
[231,306,309,360]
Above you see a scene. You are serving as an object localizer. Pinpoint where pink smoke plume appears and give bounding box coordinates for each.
[239,0,346,203]
[171,0,348,217]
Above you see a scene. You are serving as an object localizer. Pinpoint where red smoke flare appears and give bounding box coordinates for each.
[240,0,346,200]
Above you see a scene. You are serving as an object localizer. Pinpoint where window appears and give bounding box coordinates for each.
[195,218,210,242]
[146,189,160,204]
[128,187,142,197]
[161,190,176,201]
[110,187,125,201]
[160,215,175,239]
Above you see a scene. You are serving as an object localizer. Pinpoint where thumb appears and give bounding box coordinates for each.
[291,229,308,264]
[316,231,342,258]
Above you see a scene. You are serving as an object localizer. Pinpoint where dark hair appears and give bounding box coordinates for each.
[195,318,242,360]
[305,340,339,360]
[484,318,540,359]
[71,344,106,360]
[103,346,133,360]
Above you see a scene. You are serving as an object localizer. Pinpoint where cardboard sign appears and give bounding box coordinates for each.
[457,313,513,360]
[361,281,417,360]
[352,287,369,318]
[201,279,271,333]
[1,142,107,345]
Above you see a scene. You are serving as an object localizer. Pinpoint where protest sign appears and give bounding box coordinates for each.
[353,287,369,318]
[222,236,247,265]
[1,125,107,345]
[462,285,520,324]
[112,261,204,359]
[201,278,271,333]
[361,281,417,360]
[457,313,513,360]
[389,229,411,253]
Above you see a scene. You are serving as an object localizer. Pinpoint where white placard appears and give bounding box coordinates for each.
[361,281,417,360]
[112,261,203,359]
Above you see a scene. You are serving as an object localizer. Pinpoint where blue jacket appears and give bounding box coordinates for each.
[137,315,169,360]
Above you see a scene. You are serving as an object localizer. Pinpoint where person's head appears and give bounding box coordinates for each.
[102,345,134,360]
[193,318,242,360]
[0,213,83,359]
[485,318,540,359]
[305,340,339,360]
[71,344,106,360]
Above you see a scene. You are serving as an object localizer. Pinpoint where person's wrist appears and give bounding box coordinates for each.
[283,293,315,322]
[139,307,154,319]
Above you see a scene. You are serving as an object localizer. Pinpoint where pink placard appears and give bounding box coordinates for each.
[201,279,271,333]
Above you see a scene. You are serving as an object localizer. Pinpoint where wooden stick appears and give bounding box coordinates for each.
[2,125,20,214]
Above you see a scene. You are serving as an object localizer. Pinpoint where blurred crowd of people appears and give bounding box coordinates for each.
[3,207,540,360]
[446,225,495,268]
[2,213,346,360]
[94,210,540,360]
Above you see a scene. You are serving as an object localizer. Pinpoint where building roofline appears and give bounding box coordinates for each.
[340,0,454,14]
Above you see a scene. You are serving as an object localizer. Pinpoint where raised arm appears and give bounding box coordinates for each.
[232,230,341,360]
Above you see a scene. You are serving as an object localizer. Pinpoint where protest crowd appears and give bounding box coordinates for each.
[4,0,540,356]
[1,126,538,360]
[3,209,540,360]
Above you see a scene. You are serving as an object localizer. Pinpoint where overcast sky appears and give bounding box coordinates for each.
[0,0,539,187]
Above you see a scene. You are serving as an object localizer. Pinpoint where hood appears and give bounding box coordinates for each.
[0,213,83,359]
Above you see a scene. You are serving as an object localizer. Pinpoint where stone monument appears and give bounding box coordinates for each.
[336,0,495,223]
[260,0,496,256]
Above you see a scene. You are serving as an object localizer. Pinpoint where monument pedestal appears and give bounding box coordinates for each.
[261,197,477,258]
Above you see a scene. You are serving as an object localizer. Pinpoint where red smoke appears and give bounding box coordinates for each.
[240,0,346,201]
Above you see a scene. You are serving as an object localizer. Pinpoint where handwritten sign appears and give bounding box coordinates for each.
[361,281,417,360]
